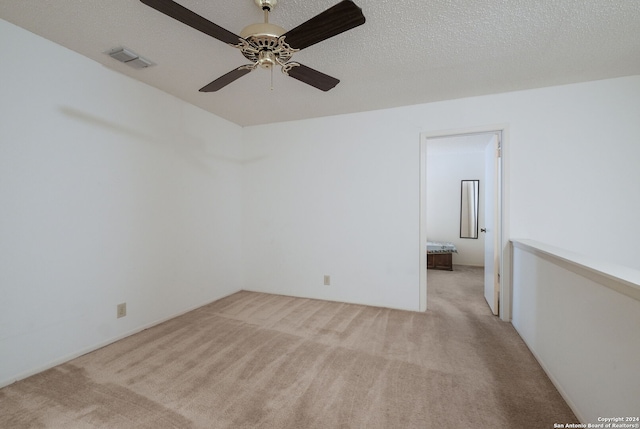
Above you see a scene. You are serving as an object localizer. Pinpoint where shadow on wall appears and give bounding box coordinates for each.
[58,106,255,175]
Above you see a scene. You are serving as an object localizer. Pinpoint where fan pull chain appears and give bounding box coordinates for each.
[270,65,274,91]
[265,4,273,91]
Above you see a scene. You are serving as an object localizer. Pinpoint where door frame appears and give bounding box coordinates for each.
[419,125,511,321]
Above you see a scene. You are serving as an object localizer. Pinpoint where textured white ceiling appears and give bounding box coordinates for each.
[1,0,639,126]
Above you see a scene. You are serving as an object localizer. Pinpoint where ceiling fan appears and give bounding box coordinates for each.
[139,0,366,92]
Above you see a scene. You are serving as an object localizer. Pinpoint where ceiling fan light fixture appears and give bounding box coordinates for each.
[238,22,294,65]
[258,50,277,69]
[139,0,365,91]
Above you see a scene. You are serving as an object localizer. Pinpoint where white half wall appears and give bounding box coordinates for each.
[242,75,640,311]
[0,20,244,386]
[512,240,640,423]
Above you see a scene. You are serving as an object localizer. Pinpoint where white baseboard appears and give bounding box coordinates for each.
[511,324,585,424]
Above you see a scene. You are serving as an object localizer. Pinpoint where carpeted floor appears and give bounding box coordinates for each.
[0,266,576,428]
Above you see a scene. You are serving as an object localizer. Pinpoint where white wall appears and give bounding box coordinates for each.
[426,142,486,266]
[242,112,420,310]
[242,75,640,311]
[0,20,244,386]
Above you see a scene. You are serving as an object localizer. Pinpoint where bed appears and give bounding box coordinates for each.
[427,241,458,271]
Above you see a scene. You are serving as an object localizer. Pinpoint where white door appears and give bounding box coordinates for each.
[483,134,500,315]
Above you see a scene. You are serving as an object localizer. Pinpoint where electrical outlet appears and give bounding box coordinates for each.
[324,275,331,286]
[117,303,127,318]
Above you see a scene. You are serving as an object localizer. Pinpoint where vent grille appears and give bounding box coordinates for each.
[106,47,155,69]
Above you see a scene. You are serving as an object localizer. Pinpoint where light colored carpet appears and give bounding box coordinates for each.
[0,267,576,428]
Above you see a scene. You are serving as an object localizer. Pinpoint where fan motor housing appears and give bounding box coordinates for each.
[239,22,296,65]
[239,22,285,39]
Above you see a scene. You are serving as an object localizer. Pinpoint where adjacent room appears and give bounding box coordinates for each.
[1,0,639,427]
[424,132,494,316]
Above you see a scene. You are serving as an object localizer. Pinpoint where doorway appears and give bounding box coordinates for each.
[419,127,509,321]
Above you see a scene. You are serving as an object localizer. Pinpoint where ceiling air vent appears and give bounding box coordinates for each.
[106,47,154,69]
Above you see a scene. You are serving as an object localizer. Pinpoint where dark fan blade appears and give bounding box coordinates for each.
[199,66,254,92]
[281,0,365,51]
[285,63,340,91]
[140,0,241,45]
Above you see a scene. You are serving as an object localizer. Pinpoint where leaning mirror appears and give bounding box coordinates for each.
[460,180,479,239]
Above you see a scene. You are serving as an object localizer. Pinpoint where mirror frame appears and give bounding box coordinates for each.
[460,180,480,239]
